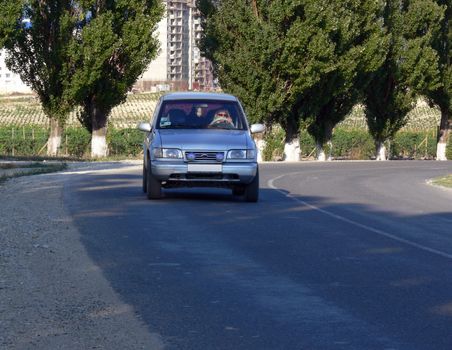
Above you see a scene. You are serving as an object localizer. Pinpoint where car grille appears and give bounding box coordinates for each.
[185,151,224,162]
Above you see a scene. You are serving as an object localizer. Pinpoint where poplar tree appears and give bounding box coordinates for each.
[293,0,387,160]
[66,0,163,158]
[198,1,301,160]
[0,1,75,156]
[363,0,443,160]
[198,0,293,147]
[199,0,386,161]
[428,0,451,160]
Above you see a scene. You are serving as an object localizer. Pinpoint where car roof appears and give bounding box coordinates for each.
[161,92,238,102]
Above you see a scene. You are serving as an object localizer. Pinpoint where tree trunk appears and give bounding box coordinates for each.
[255,138,266,163]
[375,140,387,161]
[91,105,108,158]
[436,107,450,161]
[47,118,63,156]
[283,120,300,162]
[316,122,333,161]
[316,141,333,161]
[284,138,300,161]
[316,142,326,161]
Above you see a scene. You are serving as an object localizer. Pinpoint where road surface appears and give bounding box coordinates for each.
[64,161,452,350]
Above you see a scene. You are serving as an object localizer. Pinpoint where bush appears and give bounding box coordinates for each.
[0,126,144,158]
[263,125,285,161]
[262,127,439,160]
[447,137,452,160]
[0,126,48,156]
[331,129,374,160]
[63,127,91,157]
[391,130,437,159]
[108,128,144,157]
[0,125,447,160]
[299,130,316,158]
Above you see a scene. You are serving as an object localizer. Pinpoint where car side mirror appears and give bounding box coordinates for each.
[137,122,152,133]
[250,123,265,134]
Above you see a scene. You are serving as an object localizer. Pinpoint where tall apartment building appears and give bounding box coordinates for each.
[192,7,214,91]
[137,0,215,92]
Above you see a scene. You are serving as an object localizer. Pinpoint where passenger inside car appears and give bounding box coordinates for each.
[188,105,210,127]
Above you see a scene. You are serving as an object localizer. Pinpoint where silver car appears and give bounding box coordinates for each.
[138,92,265,202]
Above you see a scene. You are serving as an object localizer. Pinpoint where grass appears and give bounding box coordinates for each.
[431,175,452,189]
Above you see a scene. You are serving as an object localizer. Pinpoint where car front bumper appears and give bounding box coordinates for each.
[151,161,258,185]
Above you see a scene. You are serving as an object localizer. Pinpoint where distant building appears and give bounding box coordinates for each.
[135,0,215,92]
[0,49,32,95]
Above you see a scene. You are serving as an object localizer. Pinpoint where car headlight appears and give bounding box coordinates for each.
[153,148,183,159]
[227,149,256,160]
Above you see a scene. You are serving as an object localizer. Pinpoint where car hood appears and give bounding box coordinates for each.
[157,129,250,150]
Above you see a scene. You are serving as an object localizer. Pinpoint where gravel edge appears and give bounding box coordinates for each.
[0,163,164,350]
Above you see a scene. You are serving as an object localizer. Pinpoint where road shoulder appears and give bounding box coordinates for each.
[0,164,163,350]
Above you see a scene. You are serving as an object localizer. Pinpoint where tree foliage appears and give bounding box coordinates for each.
[198,0,291,130]
[1,1,76,156]
[363,0,443,159]
[199,0,387,159]
[66,0,164,157]
[0,0,23,46]
[4,1,75,123]
[292,0,387,158]
[426,0,451,160]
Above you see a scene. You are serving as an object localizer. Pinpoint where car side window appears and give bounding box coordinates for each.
[151,98,163,126]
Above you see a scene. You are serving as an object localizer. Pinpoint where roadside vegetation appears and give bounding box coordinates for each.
[432,175,452,188]
[0,0,164,158]
[198,0,451,161]
[0,92,448,160]
[0,1,450,161]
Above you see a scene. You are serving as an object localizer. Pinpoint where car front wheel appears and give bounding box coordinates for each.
[142,163,147,193]
[146,161,162,199]
[244,169,259,202]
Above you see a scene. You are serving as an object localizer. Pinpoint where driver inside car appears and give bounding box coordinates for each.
[209,109,234,128]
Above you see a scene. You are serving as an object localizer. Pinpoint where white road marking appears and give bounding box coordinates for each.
[268,173,452,260]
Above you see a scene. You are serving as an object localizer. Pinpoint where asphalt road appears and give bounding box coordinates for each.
[65,161,452,350]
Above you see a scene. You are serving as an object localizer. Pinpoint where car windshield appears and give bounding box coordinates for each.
[156,100,247,130]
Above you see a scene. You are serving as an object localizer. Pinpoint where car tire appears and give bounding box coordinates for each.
[142,163,147,193]
[244,169,259,202]
[146,161,162,199]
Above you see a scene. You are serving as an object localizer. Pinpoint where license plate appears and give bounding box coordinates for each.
[187,164,222,173]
